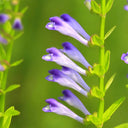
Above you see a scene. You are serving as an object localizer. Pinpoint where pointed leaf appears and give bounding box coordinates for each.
[3,21,12,34]
[103,97,125,123]
[5,84,20,93]
[91,0,101,15]
[0,44,6,60]
[104,50,110,73]
[105,26,116,39]
[91,35,104,47]
[114,123,128,128]
[105,74,116,91]
[21,6,28,14]
[106,0,114,13]
[10,59,23,67]
[14,32,24,40]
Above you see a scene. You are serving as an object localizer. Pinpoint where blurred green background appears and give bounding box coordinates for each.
[5,0,128,128]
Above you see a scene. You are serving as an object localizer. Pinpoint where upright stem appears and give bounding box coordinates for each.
[98,0,106,127]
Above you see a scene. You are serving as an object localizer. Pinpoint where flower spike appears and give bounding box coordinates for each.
[43,98,84,123]
[59,90,90,115]
[0,14,9,23]
[121,52,128,64]
[13,18,23,30]
[61,66,90,91]
[42,47,86,75]
[46,69,88,96]
[0,35,8,44]
[61,42,92,68]
[46,15,89,46]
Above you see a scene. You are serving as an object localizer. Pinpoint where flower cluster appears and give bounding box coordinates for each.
[42,14,92,123]
[124,0,128,11]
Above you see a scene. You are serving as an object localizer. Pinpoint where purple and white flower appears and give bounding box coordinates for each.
[59,90,90,115]
[46,14,90,46]
[0,14,9,23]
[42,47,86,75]
[46,69,88,96]
[0,64,5,71]
[13,18,23,30]
[61,66,90,91]
[0,35,7,44]
[61,42,92,68]
[121,52,128,64]
[43,98,83,123]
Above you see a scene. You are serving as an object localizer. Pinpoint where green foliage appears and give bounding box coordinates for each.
[2,107,20,128]
[103,97,125,123]
[105,26,116,39]
[14,32,24,40]
[5,84,20,93]
[3,21,12,34]
[91,0,101,15]
[91,34,104,47]
[10,59,23,67]
[91,86,105,99]
[105,74,116,91]
[21,6,29,14]
[0,45,6,60]
[104,50,110,73]
[105,0,114,13]
[114,123,128,128]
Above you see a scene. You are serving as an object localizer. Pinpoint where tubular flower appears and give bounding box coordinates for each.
[46,14,90,46]
[121,52,128,64]
[42,47,86,75]
[59,90,90,115]
[0,14,9,23]
[61,42,92,68]
[0,64,5,71]
[46,69,88,96]
[0,35,8,44]
[13,18,23,30]
[61,66,90,91]
[43,98,84,123]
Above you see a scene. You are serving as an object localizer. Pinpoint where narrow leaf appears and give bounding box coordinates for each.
[105,26,116,39]
[14,32,24,40]
[105,74,116,91]
[114,123,128,128]
[91,0,101,15]
[104,50,110,73]
[21,6,28,14]
[10,59,23,67]
[5,84,20,93]
[91,35,104,47]
[103,97,125,123]
[106,0,114,13]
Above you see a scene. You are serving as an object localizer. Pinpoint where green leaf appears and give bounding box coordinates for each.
[91,86,104,99]
[5,84,20,93]
[105,74,116,91]
[91,35,104,47]
[14,32,24,40]
[10,59,23,67]
[103,97,125,123]
[3,21,12,34]
[90,63,105,77]
[104,50,110,73]
[21,6,28,14]
[0,44,6,60]
[106,0,114,13]
[2,107,20,128]
[91,0,101,15]
[0,112,4,118]
[114,123,128,128]
[105,26,116,39]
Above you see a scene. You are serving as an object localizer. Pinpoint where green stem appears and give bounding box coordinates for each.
[98,0,106,126]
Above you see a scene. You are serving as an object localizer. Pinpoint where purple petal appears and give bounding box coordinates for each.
[13,18,23,30]
[61,66,90,91]
[43,98,83,123]
[0,64,5,71]
[61,14,90,41]
[0,14,9,23]
[42,47,86,75]
[46,16,88,46]
[0,35,7,44]
[59,90,90,115]
[61,42,92,68]
[46,69,88,96]
[124,5,128,11]
[121,52,128,64]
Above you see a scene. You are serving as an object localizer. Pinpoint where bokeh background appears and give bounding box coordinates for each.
[5,0,128,128]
